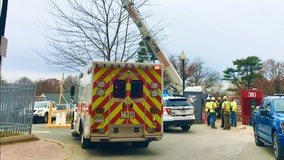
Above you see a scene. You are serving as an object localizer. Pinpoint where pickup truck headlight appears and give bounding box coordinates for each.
[37,109,44,113]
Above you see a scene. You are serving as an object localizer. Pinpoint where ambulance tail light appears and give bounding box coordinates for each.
[150,90,158,97]
[150,82,158,89]
[96,89,105,96]
[164,108,172,115]
[150,82,159,97]
[96,81,106,96]
[155,128,161,132]
[147,128,155,133]
[92,128,106,134]
[150,107,159,114]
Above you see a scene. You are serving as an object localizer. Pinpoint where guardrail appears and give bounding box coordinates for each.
[0,83,36,137]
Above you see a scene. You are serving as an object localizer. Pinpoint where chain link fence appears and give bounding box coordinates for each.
[0,83,36,137]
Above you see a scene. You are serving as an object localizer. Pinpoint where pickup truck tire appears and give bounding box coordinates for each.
[43,113,48,123]
[273,132,284,160]
[253,127,264,146]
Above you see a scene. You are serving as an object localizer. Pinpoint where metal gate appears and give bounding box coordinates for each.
[0,83,36,136]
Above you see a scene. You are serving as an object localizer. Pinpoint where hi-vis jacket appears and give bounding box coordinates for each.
[222,101,231,114]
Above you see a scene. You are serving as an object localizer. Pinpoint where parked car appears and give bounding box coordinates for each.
[252,94,284,160]
[163,96,195,131]
[33,101,57,123]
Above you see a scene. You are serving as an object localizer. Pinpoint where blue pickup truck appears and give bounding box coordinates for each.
[252,94,284,160]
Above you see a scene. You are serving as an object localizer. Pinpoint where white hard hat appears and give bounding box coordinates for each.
[211,97,215,101]
[207,97,210,100]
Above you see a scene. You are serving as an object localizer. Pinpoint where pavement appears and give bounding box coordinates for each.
[0,121,257,160]
[0,134,69,160]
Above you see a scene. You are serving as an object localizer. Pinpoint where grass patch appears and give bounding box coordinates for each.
[0,133,23,138]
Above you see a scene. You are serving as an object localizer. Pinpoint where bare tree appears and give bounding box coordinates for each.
[188,57,207,86]
[253,78,275,95]
[35,78,60,96]
[63,75,79,93]
[169,55,220,91]
[203,69,221,92]
[39,0,150,72]
[14,77,34,85]
[262,59,284,94]
[168,54,195,80]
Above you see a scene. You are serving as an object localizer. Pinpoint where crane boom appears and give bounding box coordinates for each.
[121,0,183,94]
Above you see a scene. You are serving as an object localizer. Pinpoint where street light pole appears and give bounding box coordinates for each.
[180,51,186,96]
[0,0,9,76]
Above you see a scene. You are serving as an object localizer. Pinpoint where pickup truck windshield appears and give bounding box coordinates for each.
[274,99,284,113]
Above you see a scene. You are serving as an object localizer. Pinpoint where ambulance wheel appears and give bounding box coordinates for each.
[133,142,149,148]
[81,134,91,149]
[181,125,190,131]
[71,131,79,137]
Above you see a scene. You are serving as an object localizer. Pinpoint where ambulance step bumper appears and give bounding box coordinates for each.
[90,136,161,142]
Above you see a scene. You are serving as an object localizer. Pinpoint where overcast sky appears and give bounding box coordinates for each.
[2,0,284,82]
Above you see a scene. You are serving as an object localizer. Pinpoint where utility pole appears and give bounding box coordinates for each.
[180,51,186,96]
[0,0,9,77]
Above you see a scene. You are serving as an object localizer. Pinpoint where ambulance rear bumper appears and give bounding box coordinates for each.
[90,135,162,142]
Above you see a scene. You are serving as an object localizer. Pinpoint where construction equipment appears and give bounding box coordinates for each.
[121,0,183,94]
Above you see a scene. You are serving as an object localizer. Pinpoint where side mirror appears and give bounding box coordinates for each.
[259,108,268,116]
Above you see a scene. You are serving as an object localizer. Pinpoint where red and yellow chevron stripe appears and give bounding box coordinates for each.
[89,62,162,136]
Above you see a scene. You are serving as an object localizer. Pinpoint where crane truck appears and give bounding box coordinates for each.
[121,0,183,95]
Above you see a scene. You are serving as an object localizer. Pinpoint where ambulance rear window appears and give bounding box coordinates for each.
[113,80,126,98]
[131,80,143,98]
[163,98,191,107]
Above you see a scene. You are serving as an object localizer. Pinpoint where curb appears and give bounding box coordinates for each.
[0,134,39,145]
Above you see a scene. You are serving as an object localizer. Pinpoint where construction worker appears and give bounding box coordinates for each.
[205,97,211,126]
[230,97,237,127]
[210,97,217,129]
[222,96,232,130]
[218,97,224,128]
[215,97,220,119]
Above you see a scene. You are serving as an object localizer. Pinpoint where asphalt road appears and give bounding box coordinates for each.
[29,120,275,160]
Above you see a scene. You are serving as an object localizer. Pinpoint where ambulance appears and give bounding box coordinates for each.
[71,61,163,148]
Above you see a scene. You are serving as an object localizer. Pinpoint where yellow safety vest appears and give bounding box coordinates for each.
[205,101,211,112]
[210,101,216,113]
[222,101,231,114]
[231,101,237,112]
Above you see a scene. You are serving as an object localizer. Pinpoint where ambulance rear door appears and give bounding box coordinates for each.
[109,68,146,138]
